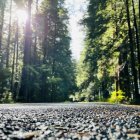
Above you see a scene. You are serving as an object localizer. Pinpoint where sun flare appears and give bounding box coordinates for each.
[17,9,28,24]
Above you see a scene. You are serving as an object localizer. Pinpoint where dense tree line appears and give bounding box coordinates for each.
[75,0,140,104]
[0,0,76,103]
[0,0,140,104]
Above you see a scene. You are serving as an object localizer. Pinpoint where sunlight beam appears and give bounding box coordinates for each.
[16,9,28,24]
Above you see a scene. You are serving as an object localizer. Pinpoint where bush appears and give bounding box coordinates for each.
[1,91,14,103]
[108,90,126,103]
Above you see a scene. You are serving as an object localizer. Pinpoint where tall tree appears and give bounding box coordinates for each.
[33,0,38,64]
[0,0,76,103]
[131,0,140,84]
[11,19,19,100]
[40,0,75,102]
[6,0,13,68]
[0,0,6,56]
[19,0,32,102]
[125,0,139,101]
[76,0,139,103]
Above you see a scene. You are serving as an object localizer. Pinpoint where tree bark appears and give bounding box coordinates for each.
[33,0,38,64]
[11,20,18,95]
[15,19,19,81]
[11,29,16,93]
[132,0,140,85]
[6,0,12,68]
[23,0,32,65]
[0,1,6,53]
[19,0,32,102]
[139,0,140,23]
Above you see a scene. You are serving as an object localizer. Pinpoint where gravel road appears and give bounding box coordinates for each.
[0,103,139,140]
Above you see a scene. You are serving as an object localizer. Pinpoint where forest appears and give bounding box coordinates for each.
[0,0,140,104]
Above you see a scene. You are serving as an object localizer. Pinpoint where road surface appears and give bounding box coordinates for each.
[0,103,139,140]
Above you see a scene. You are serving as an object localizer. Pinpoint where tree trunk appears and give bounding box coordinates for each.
[23,0,32,65]
[132,0,140,84]
[33,0,38,64]
[11,33,16,93]
[6,0,12,68]
[0,1,6,53]
[139,0,140,24]
[19,0,32,102]
[125,0,140,103]
[11,20,18,97]
[15,19,19,81]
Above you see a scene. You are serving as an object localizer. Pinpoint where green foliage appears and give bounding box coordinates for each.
[17,0,76,102]
[0,68,11,96]
[1,0,139,104]
[108,90,126,103]
[0,91,14,103]
[0,68,10,82]
[33,0,76,102]
[76,0,140,103]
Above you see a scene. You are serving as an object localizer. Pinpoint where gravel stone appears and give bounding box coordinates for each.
[0,103,139,140]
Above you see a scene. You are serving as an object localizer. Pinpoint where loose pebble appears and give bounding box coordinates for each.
[0,103,139,140]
